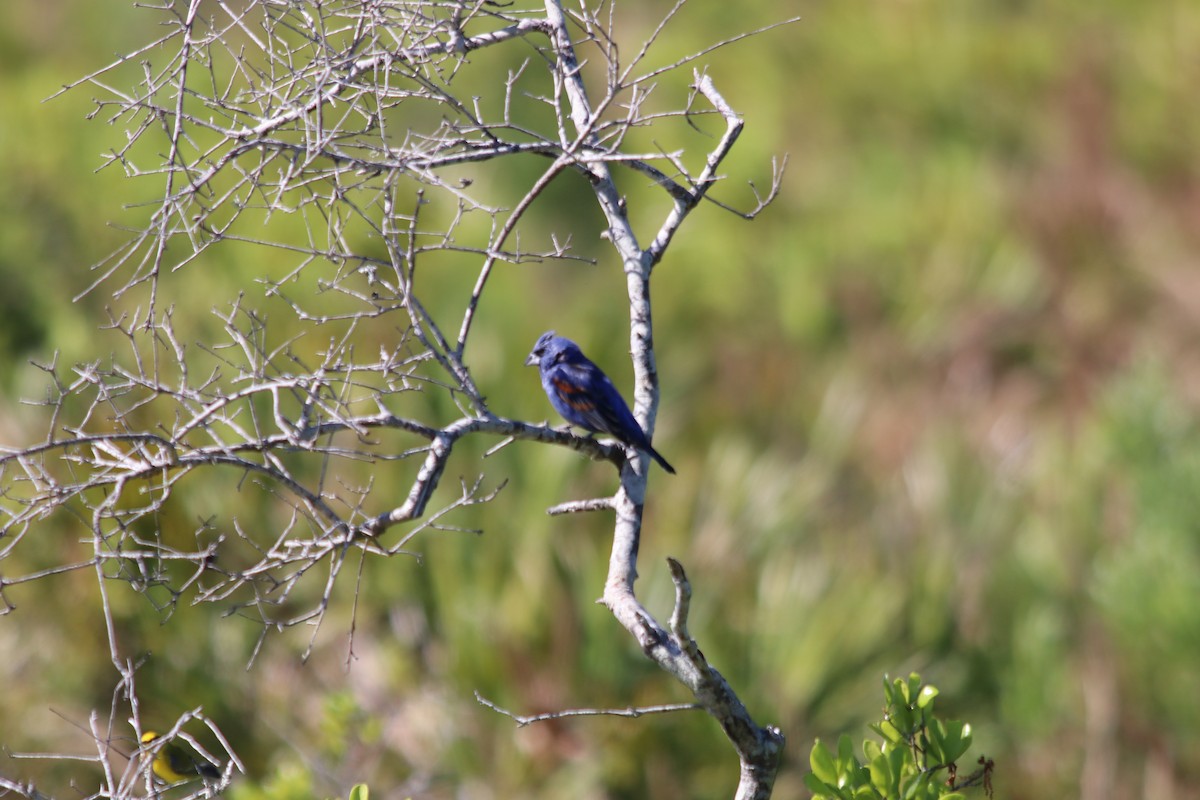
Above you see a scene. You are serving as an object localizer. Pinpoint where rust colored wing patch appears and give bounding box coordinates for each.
[552,377,596,412]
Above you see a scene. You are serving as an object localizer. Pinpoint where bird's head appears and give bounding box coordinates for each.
[525,331,583,368]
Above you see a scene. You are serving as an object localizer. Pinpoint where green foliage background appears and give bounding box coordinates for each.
[3,1,1199,798]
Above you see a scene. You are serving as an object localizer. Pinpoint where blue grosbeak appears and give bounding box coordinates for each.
[526,331,675,474]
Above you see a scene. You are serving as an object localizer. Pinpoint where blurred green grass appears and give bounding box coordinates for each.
[3,1,1200,798]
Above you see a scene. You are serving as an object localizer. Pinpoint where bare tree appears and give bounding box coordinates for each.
[1,1,790,797]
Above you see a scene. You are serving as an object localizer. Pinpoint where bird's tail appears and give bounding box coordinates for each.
[646,445,676,474]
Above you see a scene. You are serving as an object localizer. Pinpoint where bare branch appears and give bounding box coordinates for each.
[475,691,701,726]
[547,496,616,515]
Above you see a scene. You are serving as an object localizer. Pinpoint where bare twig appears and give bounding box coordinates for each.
[547,496,617,515]
[475,691,700,726]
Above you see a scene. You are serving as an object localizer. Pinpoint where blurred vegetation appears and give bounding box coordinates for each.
[2,1,1200,799]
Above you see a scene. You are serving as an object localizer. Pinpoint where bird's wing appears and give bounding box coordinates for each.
[590,378,649,446]
[548,369,611,433]
[559,363,650,445]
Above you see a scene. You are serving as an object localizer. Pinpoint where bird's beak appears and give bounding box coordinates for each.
[524,352,539,367]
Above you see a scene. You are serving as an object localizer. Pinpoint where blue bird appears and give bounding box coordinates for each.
[525,331,675,474]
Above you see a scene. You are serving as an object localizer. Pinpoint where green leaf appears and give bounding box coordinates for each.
[924,722,945,764]
[863,739,882,762]
[891,701,914,733]
[887,744,908,781]
[917,684,939,709]
[895,676,912,705]
[804,772,837,798]
[811,740,839,785]
[837,733,857,768]
[906,674,923,703]
[902,770,930,800]
[347,785,369,800]
[868,752,894,796]
[870,719,904,744]
[941,721,973,763]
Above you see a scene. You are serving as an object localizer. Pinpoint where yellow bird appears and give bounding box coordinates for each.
[140,731,221,784]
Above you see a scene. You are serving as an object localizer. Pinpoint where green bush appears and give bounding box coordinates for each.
[806,674,992,800]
